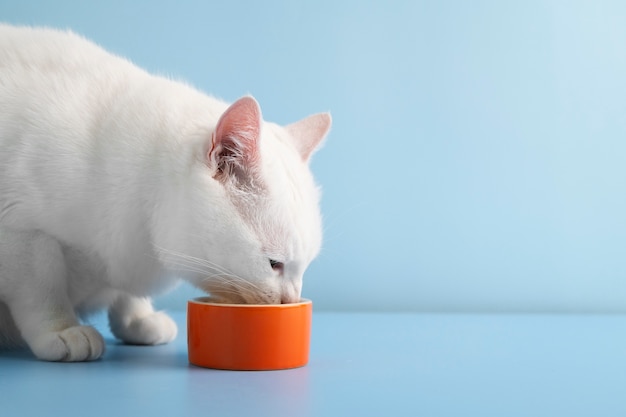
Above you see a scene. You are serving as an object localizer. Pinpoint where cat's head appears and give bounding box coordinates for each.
[158,96,330,304]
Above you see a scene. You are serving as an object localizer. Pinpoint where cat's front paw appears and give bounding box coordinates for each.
[110,311,177,345]
[30,325,105,362]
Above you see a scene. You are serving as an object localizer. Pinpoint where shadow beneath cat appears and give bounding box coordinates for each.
[102,337,190,369]
[0,337,189,368]
[0,346,37,362]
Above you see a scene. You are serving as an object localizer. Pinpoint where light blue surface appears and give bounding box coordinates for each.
[2,311,626,416]
[1,1,625,312]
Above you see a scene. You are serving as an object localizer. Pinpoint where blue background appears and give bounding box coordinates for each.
[2,0,625,313]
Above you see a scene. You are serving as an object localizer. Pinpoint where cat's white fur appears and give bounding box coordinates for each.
[0,25,330,361]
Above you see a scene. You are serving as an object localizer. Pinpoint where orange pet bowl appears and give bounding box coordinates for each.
[187,297,312,370]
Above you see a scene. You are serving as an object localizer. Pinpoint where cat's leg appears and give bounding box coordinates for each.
[108,293,177,345]
[0,228,105,361]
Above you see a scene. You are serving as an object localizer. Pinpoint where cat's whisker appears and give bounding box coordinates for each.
[154,245,264,297]
[165,251,264,293]
[167,261,257,297]
[201,274,260,294]
[156,245,242,279]
[201,281,257,303]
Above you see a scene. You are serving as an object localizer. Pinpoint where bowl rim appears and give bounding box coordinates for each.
[188,296,312,309]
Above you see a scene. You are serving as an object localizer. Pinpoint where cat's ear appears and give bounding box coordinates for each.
[207,96,262,179]
[286,113,332,162]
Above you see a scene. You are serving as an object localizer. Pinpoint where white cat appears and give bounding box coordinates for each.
[0,24,330,361]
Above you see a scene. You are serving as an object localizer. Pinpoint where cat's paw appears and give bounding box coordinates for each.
[30,325,105,362]
[110,311,177,346]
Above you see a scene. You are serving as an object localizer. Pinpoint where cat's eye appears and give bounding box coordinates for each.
[269,259,284,272]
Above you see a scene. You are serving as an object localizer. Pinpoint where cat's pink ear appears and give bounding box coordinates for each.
[286,113,332,162]
[208,96,262,178]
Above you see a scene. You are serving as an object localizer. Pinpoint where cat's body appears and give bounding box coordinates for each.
[0,25,330,361]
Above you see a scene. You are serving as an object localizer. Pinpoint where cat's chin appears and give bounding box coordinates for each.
[203,291,280,305]
[196,280,276,305]
[205,293,248,305]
